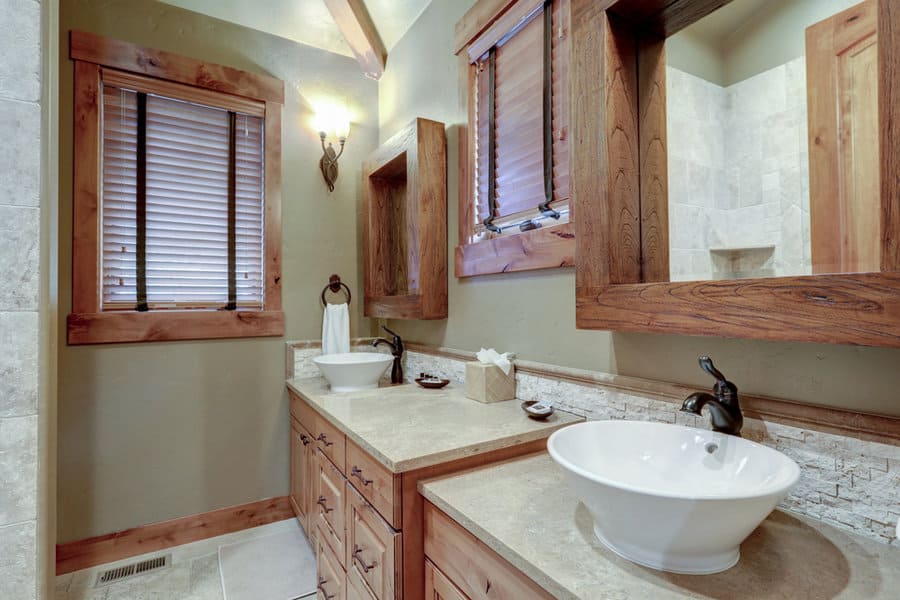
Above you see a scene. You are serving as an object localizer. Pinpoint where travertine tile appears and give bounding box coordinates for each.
[0,521,36,600]
[0,206,39,310]
[188,553,224,599]
[0,311,39,417]
[0,415,38,524]
[0,0,41,103]
[0,97,40,207]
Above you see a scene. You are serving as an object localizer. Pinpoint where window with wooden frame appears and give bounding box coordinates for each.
[455,0,574,277]
[67,31,284,344]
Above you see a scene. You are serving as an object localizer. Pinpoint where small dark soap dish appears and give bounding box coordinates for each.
[521,400,554,420]
[415,373,450,389]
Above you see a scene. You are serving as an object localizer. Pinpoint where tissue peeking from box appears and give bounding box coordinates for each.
[466,348,516,403]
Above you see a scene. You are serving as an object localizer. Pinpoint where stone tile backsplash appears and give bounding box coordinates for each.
[289,342,899,546]
[403,349,900,547]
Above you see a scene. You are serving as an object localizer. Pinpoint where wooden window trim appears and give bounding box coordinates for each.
[67,31,284,345]
[573,0,900,348]
[455,0,575,278]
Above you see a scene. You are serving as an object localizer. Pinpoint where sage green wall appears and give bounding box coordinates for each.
[379,0,900,418]
[666,31,726,86]
[57,0,378,542]
[668,0,863,86]
[722,0,861,86]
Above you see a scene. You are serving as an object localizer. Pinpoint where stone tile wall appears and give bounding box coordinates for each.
[668,59,811,280]
[0,0,43,598]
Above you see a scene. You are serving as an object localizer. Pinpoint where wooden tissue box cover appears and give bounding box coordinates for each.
[465,362,516,403]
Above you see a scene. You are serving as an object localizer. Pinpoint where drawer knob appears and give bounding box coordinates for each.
[351,466,373,486]
[316,495,334,513]
[317,577,335,600]
[316,433,334,447]
[352,545,377,573]
[299,433,311,446]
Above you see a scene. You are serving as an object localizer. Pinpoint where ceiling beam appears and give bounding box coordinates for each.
[324,0,387,80]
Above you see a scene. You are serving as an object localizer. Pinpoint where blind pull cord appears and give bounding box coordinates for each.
[482,47,502,234]
[537,0,560,221]
[225,111,238,311]
[135,92,149,312]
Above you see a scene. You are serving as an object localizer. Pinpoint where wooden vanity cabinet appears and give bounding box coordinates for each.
[316,449,348,564]
[347,484,401,600]
[424,560,467,600]
[290,416,315,543]
[423,502,553,600]
[289,389,553,600]
[317,532,347,600]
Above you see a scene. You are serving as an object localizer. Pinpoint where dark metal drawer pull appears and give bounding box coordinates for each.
[316,433,333,447]
[316,495,333,513]
[351,466,373,486]
[317,577,335,600]
[352,545,377,573]
[299,433,311,446]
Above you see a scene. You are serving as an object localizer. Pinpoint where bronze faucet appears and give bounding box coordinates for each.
[681,356,743,437]
[372,326,404,384]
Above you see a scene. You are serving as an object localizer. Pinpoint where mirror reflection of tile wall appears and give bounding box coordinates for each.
[667,61,810,281]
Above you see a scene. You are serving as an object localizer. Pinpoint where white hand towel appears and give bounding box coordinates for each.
[322,303,350,355]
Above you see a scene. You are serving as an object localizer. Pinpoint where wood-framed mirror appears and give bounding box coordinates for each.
[573,0,900,347]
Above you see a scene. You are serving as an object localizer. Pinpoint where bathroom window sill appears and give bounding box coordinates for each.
[66,310,284,345]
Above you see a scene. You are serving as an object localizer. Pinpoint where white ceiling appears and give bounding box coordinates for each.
[158,0,432,57]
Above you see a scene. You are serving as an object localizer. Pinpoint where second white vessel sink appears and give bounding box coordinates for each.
[313,352,394,392]
[548,420,800,574]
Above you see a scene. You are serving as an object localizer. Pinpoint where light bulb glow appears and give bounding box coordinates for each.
[312,101,350,141]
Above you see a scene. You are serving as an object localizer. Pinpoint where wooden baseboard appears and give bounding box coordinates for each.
[56,496,293,575]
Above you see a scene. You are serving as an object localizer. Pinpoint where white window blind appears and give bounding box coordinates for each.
[100,83,265,310]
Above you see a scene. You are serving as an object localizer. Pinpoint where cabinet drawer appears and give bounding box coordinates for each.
[346,485,401,600]
[316,532,346,600]
[316,449,346,564]
[315,413,347,474]
[290,390,317,434]
[346,437,401,528]
[425,560,468,600]
[424,502,553,600]
[347,563,377,600]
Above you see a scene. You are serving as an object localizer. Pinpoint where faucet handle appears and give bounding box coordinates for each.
[698,356,738,402]
[382,325,400,340]
[698,356,726,383]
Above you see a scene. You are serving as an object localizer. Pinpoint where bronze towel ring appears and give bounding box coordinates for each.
[321,274,351,306]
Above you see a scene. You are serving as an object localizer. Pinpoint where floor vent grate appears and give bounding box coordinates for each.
[94,554,171,587]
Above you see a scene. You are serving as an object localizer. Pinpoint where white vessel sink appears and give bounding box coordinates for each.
[313,352,394,392]
[548,420,800,574]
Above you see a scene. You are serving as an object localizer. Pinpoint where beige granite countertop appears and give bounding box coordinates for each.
[420,453,900,599]
[285,378,581,473]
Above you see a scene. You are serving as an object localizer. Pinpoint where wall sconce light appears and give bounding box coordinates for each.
[314,106,350,192]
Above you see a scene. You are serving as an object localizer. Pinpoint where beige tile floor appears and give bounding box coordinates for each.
[56,519,317,600]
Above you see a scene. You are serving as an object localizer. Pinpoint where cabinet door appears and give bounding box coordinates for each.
[425,560,468,600]
[291,419,315,536]
[316,448,347,564]
[347,564,377,600]
[316,533,346,600]
[346,484,401,600]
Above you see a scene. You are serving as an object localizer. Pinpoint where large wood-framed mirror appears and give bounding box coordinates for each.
[573,0,900,347]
